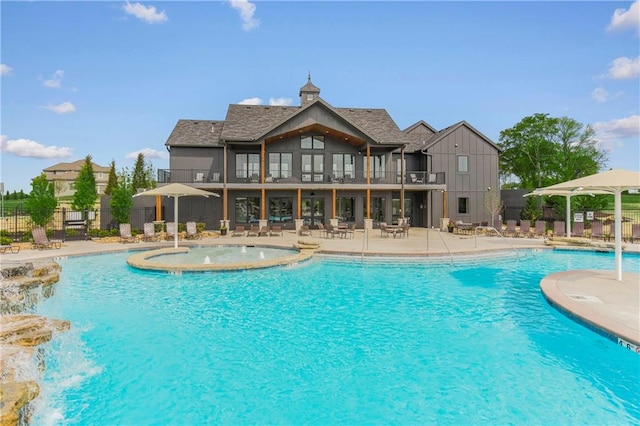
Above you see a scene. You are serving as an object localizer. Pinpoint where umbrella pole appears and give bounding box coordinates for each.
[615,189,622,281]
[174,197,179,249]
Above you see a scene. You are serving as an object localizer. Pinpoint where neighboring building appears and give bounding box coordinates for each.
[161,77,501,230]
[43,160,110,197]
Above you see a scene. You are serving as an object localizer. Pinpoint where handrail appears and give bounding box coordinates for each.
[434,229,454,266]
[474,226,520,259]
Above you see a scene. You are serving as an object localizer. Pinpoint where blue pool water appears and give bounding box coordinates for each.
[34,250,640,424]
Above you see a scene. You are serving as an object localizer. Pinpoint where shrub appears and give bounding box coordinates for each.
[1,236,12,245]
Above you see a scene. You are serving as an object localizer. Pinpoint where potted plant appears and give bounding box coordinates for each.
[447,220,455,233]
[219,223,227,236]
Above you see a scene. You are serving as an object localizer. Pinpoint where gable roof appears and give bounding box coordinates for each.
[403,120,437,134]
[165,119,225,147]
[410,120,502,153]
[44,159,109,172]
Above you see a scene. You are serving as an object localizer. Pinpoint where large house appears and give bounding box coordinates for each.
[161,77,501,230]
[44,160,110,197]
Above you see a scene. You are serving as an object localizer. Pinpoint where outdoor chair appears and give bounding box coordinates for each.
[630,224,640,243]
[142,222,160,242]
[317,222,327,238]
[299,225,312,237]
[185,221,201,240]
[518,220,531,237]
[231,225,246,237]
[246,225,259,237]
[118,224,137,244]
[553,221,566,237]
[533,220,546,238]
[504,220,517,237]
[571,222,584,238]
[193,172,204,182]
[345,223,356,239]
[270,225,284,236]
[165,222,182,241]
[0,244,20,254]
[410,173,423,184]
[379,222,388,238]
[590,221,604,240]
[258,226,270,237]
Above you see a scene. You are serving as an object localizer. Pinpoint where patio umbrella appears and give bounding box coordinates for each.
[134,183,220,249]
[526,169,640,281]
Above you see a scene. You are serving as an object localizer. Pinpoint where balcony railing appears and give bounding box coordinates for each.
[157,169,445,186]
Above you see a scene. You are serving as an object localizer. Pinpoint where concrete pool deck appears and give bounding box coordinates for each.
[2,227,639,352]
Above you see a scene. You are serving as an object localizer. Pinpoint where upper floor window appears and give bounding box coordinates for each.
[236,153,260,180]
[364,154,386,179]
[458,197,469,214]
[302,154,324,182]
[301,135,324,150]
[332,154,355,179]
[457,155,468,173]
[268,153,292,179]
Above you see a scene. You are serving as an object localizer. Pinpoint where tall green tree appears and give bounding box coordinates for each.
[104,160,118,195]
[25,174,57,227]
[110,171,134,224]
[551,117,607,182]
[72,155,98,211]
[132,153,148,191]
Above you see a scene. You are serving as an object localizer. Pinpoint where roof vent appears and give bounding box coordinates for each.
[211,124,215,133]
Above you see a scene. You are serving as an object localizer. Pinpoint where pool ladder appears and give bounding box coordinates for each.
[474,226,520,259]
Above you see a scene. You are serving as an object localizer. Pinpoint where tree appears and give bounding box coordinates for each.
[110,171,134,225]
[104,160,118,195]
[132,153,147,191]
[72,155,98,212]
[498,114,607,189]
[25,174,57,227]
[484,188,503,227]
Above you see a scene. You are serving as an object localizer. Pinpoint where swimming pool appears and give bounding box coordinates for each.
[34,250,640,424]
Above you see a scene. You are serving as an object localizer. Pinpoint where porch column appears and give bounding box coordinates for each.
[223,143,228,221]
[261,188,266,220]
[400,147,405,220]
[155,195,162,221]
[297,188,301,219]
[332,188,336,219]
[366,146,371,218]
[261,143,265,183]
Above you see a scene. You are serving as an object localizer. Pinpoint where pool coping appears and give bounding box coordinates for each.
[540,270,640,354]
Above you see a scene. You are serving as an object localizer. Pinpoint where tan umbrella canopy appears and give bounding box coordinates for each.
[134,183,220,248]
[526,169,640,281]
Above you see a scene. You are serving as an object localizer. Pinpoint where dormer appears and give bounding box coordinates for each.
[299,74,320,106]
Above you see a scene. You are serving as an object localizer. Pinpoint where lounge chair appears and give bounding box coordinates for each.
[119,223,138,244]
[299,225,312,237]
[0,244,20,254]
[246,225,259,237]
[553,221,566,237]
[142,222,159,242]
[590,221,604,240]
[165,222,181,241]
[193,172,204,182]
[571,222,584,238]
[630,224,640,243]
[185,221,201,240]
[533,220,546,238]
[519,220,531,237]
[258,226,270,237]
[231,225,245,237]
[270,225,283,236]
[504,220,517,237]
[410,173,423,184]
[317,222,327,238]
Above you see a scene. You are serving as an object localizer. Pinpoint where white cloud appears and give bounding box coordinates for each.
[0,135,73,159]
[41,70,64,88]
[125,148,169,160]
[607,56,640,79]
[268,97,293,106]
[239,97,262,105]
[593,114,640,151]
[43,102,76,114]
[0,64,12,76]
[123,1,168,24]
[591,87,609,103]
[607,0,640,35]
[229,0,259,31]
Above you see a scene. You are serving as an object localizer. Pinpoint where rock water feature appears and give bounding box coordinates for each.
[0,261,69,426]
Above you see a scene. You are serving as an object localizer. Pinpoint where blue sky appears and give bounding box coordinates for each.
[2,0,639,193]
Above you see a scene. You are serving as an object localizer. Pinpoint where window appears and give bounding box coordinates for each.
[392,198,412,225]
[269,197,293,223]
[364,154,386,179]
[336,197,355,222]
[306,94,313,101]
[332,154,355,180]
[301,135,324,150]
[268,153,292,179]
[367,197,386,222]
[302,154,324,182]
[458,155,468,173]
[236,153,260,179]
[235,197,260,223]
[458,197,469,214]
[396,158,405,183]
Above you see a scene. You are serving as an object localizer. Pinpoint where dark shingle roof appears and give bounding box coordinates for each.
[220,105,299,141]
[337,107,410,145]
[414,121,501,153]
[165,120,225,147]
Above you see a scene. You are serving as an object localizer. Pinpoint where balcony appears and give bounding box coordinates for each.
[157,169,445,186]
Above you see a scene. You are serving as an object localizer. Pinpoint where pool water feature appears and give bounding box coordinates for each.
[35,250,640,424]
[126,245,307,272]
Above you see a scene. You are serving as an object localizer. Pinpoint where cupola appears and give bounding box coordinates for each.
[299,73,320,106]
